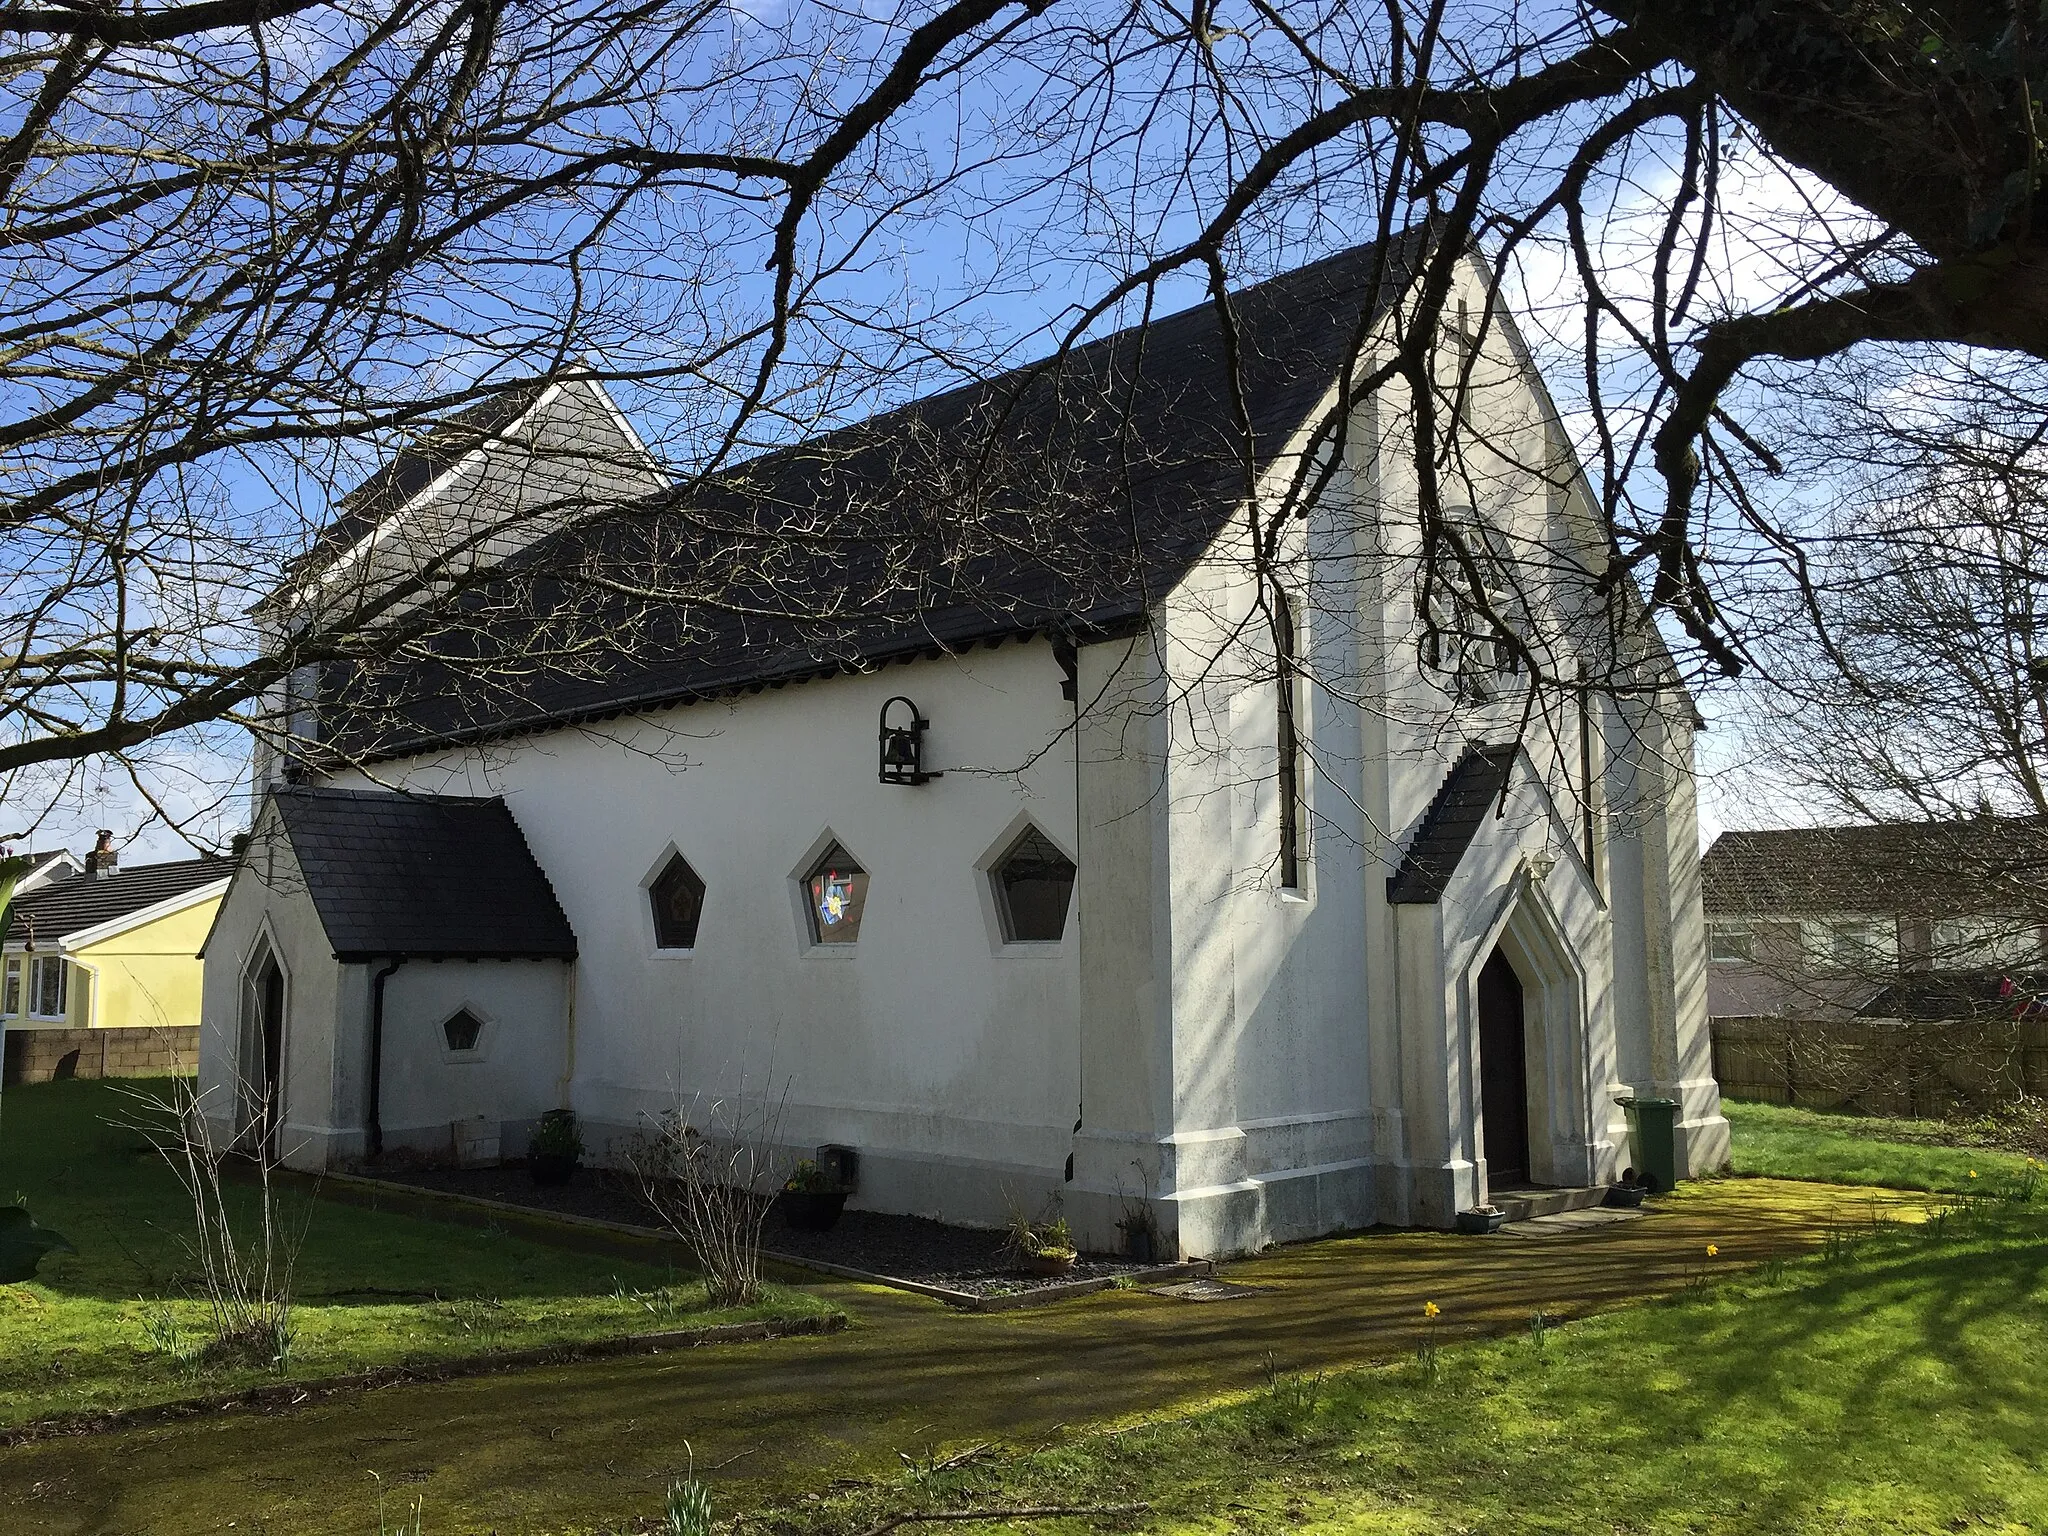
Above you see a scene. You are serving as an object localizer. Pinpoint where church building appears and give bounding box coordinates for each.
[198,233,1728,1256]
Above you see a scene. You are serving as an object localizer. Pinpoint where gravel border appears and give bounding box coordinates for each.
[368,1163,1203,1304]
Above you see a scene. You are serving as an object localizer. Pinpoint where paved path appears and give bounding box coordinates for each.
[0,1179,1912,1536]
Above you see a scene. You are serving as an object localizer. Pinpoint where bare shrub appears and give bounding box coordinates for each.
[624,1081,791,1308]
[123,1076,310,1370]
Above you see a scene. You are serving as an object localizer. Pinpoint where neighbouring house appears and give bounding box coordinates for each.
[1702,818,2048,1109]
[4,848,84,900]
[200,233,1728,1254]
[2,835,233,1083]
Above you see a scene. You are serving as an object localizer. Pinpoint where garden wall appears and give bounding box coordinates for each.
[1,1026,199,1085]
[1712,1015,2048,1116]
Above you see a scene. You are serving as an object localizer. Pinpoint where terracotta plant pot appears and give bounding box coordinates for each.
[1022,1249,1077,1277]
[779,1190,850,1232]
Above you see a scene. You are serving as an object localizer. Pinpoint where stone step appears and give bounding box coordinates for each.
[1492,1185,1611,1222]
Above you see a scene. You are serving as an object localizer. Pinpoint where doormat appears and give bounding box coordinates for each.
[1497,1207,1646,1238]
[1148,1277,1267,1301]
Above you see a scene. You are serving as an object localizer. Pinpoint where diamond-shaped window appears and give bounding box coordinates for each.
[993,828,1076,942]
[442,1008,484,1053]
[650,851,707,949]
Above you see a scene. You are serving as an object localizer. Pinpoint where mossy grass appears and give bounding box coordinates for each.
[0,1077,837,1427]
[1724,1097,2043,1197]
[762,1201,2048,1536]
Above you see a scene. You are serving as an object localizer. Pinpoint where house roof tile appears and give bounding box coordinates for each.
[3,857,231,946]
[1701,819,2048,916]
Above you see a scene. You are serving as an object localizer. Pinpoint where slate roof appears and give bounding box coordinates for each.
[300,383,554,581]
[2,856,231,946]
[267,786,577,961]
[1386,743,1520,904]
[320,230,1432,763]
[1701,819,2048,916]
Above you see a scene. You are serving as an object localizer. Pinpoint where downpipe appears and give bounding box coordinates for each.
[367,956,407,1160]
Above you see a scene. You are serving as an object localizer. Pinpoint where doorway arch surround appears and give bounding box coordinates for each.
[1460,870,1597,1195]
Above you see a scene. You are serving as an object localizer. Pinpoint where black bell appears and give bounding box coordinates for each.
[878,696,940,786]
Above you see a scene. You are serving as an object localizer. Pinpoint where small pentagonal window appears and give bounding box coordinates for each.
[649,851,707,949]
[442,1008,484,1053]
[993,828,1076,942]
[804,842,869,945]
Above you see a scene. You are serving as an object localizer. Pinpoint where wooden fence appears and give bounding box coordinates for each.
[1712,1015,2048,1116]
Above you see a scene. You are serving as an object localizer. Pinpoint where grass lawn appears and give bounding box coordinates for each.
[759,1199,2048,1536]
[0,1076,835,1428]
[1724,1096,2043,1196]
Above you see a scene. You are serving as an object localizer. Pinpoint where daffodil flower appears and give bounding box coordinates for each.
[1706,1243,1719,1258]
[1423,1300,1440,1319]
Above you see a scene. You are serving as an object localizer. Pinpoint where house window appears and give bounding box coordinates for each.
[29,955,66,1018]
[2,957,17,1016]
[1828,922,1872,969]
[1708,924,1754,963]
[441,1008,484,1053]
[1274,585,1305,890]
[649,851,707,950]
[804,842,869,945]
[992,828,1077,942]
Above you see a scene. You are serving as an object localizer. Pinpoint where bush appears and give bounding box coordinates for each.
[624,1083,789,1308]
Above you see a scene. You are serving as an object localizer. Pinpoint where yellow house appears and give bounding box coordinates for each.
[2,852,231,1080]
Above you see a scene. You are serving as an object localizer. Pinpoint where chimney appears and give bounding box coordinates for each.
[85,829,117,879]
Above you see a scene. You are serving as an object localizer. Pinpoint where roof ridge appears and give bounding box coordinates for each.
[277,784,506,806]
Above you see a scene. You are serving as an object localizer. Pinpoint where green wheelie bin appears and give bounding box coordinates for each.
[1617,1096,1681,1193]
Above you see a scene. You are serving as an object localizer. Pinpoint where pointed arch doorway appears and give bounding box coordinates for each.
[240,939,286,1158]
[1476,946,1531,1184]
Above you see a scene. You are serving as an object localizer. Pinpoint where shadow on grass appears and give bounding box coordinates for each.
[2,1077,684,1305]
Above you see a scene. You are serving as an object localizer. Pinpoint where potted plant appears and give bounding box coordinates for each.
[1009,1214,1078,1276]
[779,1160,852,1231]
[1454,1205,1506,1234]
[1605,1178,1648,1208]
[1118,1209,1160,1264]
[527,1109,583,1186]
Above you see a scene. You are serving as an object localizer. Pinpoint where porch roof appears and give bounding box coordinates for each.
[260,786,578,963]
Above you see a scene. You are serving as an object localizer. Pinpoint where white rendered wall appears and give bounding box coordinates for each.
[198,808,346,1170]
[1104,253,1720,1246]
[371,959,569,1156]
[324,638,1083,1228]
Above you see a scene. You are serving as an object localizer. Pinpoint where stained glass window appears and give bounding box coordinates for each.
[804,842,869,945]
[649,852,707,949]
